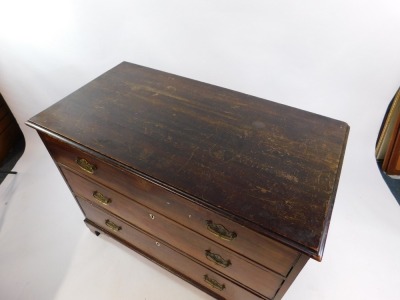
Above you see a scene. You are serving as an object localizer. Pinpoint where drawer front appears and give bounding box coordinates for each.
[79,197,266,300]
[42,134,299,276]
[62,167,283,299]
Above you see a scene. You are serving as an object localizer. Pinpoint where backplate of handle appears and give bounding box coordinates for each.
[105,219,121,232]
[76,158,97,174]
[204,274,225,291]
[206,220,237,241]
[205,250,231,268]
[93,191,112,205]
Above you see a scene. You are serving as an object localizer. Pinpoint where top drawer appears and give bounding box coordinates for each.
[41,133,300,277]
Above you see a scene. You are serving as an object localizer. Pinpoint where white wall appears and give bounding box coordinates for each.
[1,1,400,299]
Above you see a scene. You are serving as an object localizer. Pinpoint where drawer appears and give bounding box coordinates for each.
[62,167,283,299]
[42,133,300,276]
[79,197,266,300]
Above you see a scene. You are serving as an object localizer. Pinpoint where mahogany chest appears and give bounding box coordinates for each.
[27,62,349,299]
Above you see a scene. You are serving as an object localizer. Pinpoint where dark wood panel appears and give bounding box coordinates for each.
[79,198,266,300]
[27,62,349,260]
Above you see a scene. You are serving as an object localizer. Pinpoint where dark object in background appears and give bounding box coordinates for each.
[376,87,400,176]
[0,93,25,184]
[376,88,400,204]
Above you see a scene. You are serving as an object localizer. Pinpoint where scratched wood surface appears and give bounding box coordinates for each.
[27,62,349,260]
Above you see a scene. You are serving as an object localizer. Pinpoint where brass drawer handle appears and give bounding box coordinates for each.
[203,275,225,291]
[105,219,121,232]
[205,250,231,268]
[206,220,237,241]
[93,191,112,205]
[76,158,97,174]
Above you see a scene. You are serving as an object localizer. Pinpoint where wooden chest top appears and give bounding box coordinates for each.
[28,62,349,260]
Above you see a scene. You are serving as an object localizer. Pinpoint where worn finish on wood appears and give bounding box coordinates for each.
[27,62,349,299]
[28,62,348,260]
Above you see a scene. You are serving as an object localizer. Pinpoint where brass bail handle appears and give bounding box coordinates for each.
[105,219,121,232]
[205,250,231,268]
[93,191,112,205]
[203,275,225,291]
[206,220,237,241]
[76,158,97,174]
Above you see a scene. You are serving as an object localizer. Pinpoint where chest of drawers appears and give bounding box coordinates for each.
[27,62,349,299]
